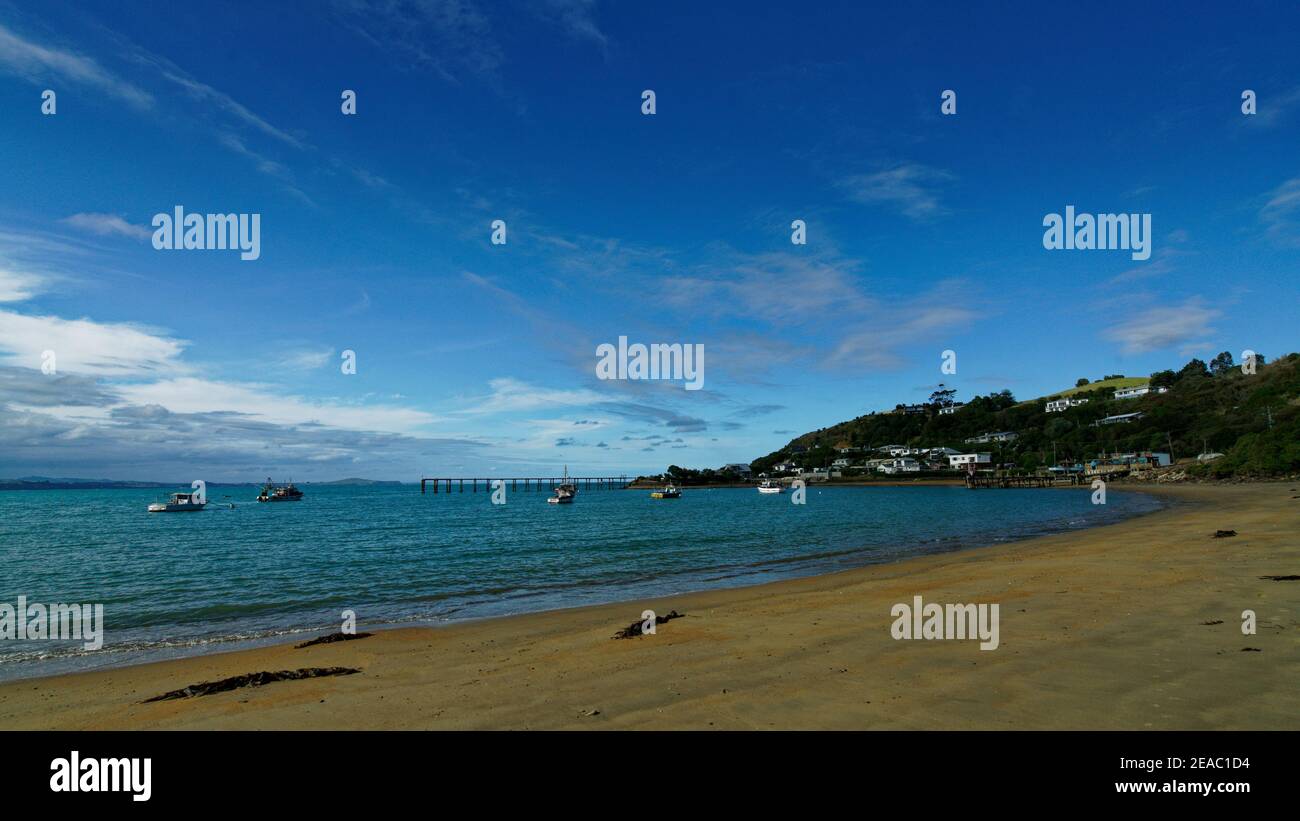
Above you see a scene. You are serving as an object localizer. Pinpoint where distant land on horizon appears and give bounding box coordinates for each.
[0,477,411,490]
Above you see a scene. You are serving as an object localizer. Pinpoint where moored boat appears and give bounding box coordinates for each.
[547,467,577,504]
[757,479,783,494]
[650,483,681,499]
[148,491,207,512]
[257,479,304,503]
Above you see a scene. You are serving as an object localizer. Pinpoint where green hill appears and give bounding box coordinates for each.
[1022,376,1148,405]
[750,353,1300,478]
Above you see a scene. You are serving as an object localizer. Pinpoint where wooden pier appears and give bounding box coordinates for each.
[964,474,1083,489]
[420,475,630,494]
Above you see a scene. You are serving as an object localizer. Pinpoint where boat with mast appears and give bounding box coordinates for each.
[257,478,304,503]
[547,467,577,504]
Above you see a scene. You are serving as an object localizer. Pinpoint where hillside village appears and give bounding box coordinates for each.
[649,352,1299,486]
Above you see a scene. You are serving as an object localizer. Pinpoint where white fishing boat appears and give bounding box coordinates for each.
[148,491,208,512]
[757,479,783,494]
[547,467,577,504]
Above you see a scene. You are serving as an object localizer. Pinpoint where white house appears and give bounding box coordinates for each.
[949,453,992,468]
[937,402,965,415]
[1114,384,1169,400]
[831,457,852,468]
[878,457,921,474]
[1046,397,1089,413]
[1095,412,1144,426]
[925,446,961,457]
[964,431,1019,444]
[773,461,798,472]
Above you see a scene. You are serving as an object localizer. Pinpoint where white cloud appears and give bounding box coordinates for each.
[662,252,871,324]
[113,377,438,434]
[836,163,955,219]
[827,305,978,369]
[273,348,335,371]
[1260,177,1300,246]
[0,268,46,302]
[0,310,187,375]
[1103,300,1220,354]
[466,377,605,414]
[159,71,302,148]
[541,0,608,49]
[62,213,151,241]
[0,23,153,108]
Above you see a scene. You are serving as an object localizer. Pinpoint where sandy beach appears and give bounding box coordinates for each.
[2,482,1296,730]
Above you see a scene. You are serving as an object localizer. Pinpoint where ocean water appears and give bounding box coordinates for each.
[0,483,1163,680]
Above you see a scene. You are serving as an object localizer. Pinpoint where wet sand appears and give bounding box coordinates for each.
[1,482,1296,729]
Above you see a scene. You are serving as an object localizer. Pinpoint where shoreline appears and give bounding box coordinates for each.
[0,483,1162,683]
[2,482,1296,729]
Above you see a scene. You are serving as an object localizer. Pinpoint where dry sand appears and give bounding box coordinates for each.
[1,482,1296,730]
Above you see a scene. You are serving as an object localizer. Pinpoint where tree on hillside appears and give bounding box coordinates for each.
[928,385,958,407]
[1150,369,1176,389]
[1177,358,1210,380]
[1075,377,1090,387]
[1210,351,1235,376]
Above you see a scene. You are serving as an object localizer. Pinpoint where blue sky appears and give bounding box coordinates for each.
[0,0,1297,481]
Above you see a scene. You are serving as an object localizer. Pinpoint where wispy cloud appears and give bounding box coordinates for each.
[158,71,304,148]
[836,163,954,219]
[1102,299,1220,354]
[0,268,46,303]
[61,213,151,241]
[0,310,188,375]
[1260,177,1300,246]
[330,0,505,84]
[0,22,153,108]
[539,0,608,50]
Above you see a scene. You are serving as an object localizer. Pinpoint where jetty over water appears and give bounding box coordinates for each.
[420,475,630,494]
[964,474,1084,489]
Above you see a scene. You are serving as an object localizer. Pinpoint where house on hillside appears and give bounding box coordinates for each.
[831,457,852,469]
[1046,397,1089,412]
[878,457,921,474]
[937,402,965,415]
[924,446,961,458]
[964,431,1019,444]
[1114,384,1169,400]
[773,461,798,473]
[1094,412,1144,426]
[949,453,993,468]
[719,463,752,477]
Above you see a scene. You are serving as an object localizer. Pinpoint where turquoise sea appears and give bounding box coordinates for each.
[0,483,1163,680]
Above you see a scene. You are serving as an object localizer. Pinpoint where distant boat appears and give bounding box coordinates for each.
[547,467,577,504]
[148,491,207,513]
[757,479,783,494]
[257,479,304,503]
[650,483,681,499]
